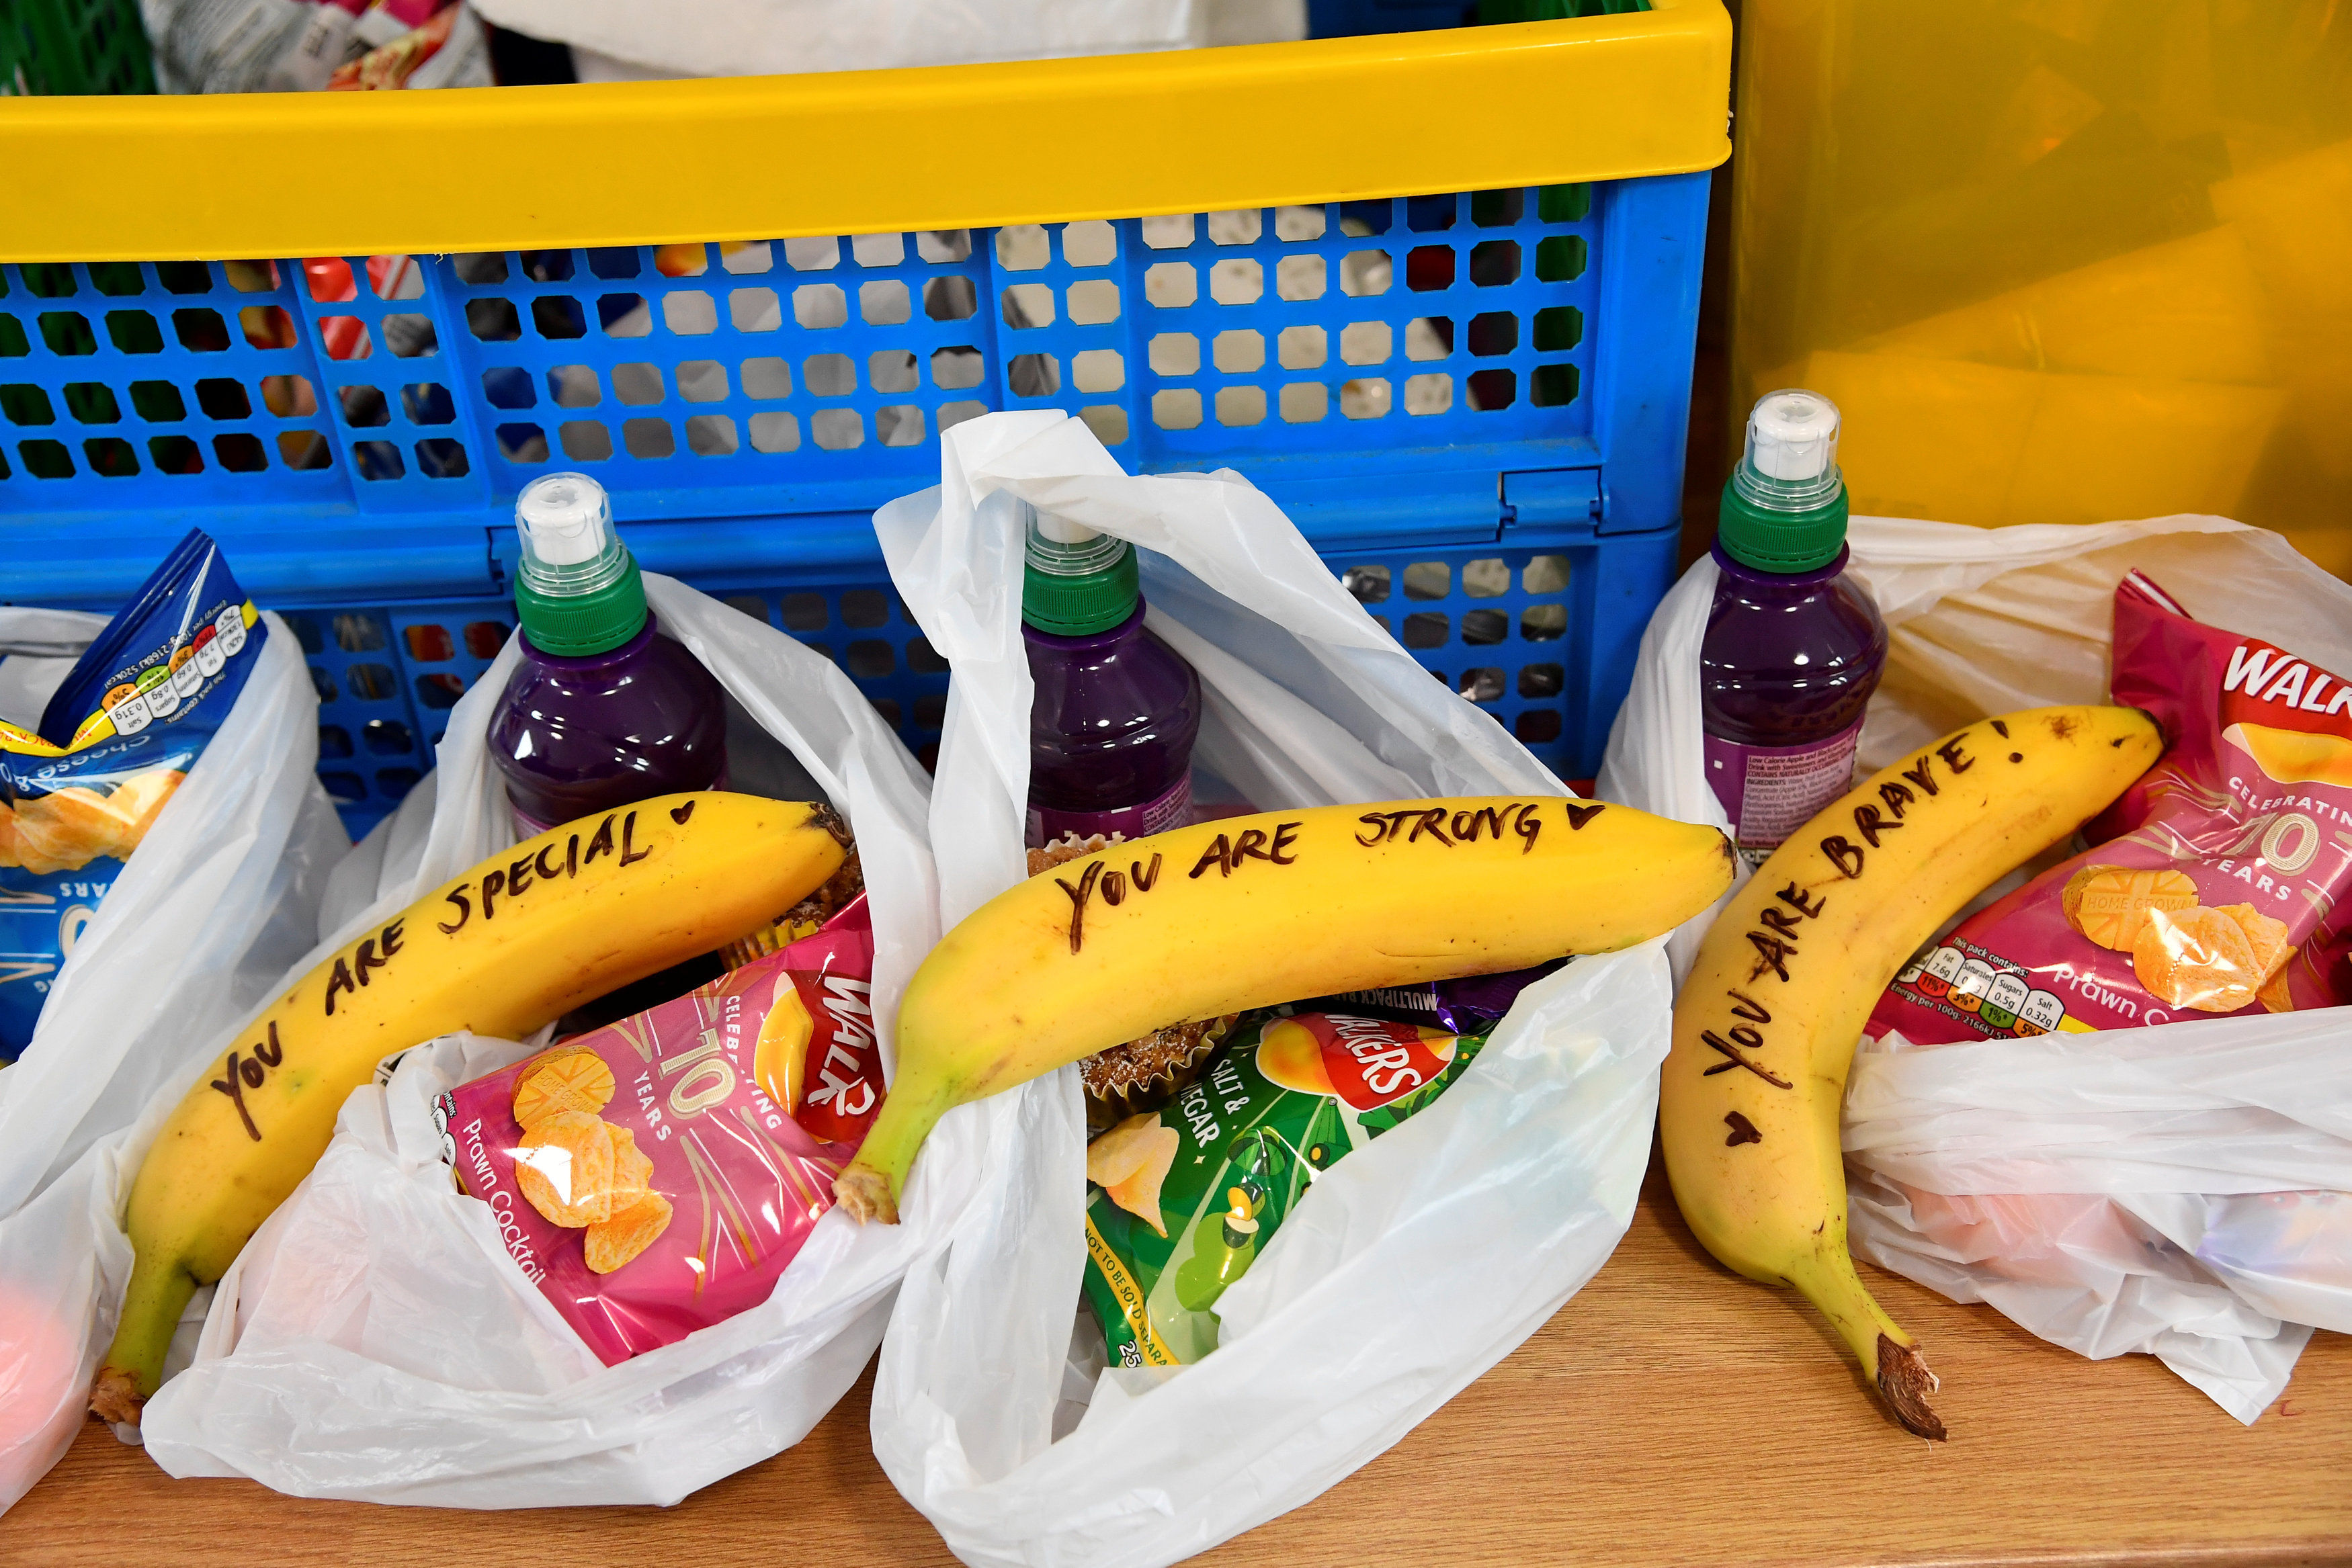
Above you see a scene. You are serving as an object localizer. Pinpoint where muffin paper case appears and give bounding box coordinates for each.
[1599,512,2352,1423]
[867,410,1672,1568]
[119,574,948,1508]
[0,611,345,1516]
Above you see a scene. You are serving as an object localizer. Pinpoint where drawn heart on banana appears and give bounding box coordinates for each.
[832,794,1736,1224]
[1048,799,1595,953]
[1661,705,2163,1442]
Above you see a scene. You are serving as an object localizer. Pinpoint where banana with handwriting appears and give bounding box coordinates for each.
[835,795,1736,1223]
[91,792,846,1424]
[1661,706,2161,1438]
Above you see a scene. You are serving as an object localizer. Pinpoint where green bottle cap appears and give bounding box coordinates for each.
[1021,504,1138,636]
[1716,388,1850,574]
[511,472,648,655]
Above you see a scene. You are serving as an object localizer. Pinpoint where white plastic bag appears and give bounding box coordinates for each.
[0,610,345,1514]
[466,0,1303,81]
[1597,513,2352,1422]
[868,412,1671,1568]
[123,575,952,1506]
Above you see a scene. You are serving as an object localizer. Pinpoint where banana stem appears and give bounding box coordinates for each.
[1875,1334,1947,1442]
[91,1251,198,1425]
[1787,1248,1947,1441]
[833,1072,962,1226]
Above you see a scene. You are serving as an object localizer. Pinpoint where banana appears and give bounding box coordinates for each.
[1661,705,2160,1439]
[835,795,1735,1223]
[91,792,845,1424]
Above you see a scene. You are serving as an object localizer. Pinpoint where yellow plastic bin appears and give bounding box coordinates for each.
[1728,0,2352,576]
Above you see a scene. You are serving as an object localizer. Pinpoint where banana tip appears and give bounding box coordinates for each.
[1876,1333,1947,1441]
[833,1166,899,1225]
[808,801,853,847]
[89,1366,144,1428]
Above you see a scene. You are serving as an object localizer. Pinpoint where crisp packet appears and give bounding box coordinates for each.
[436,896,884,1364]
[1080,1008,1490,1368]
[1873,570,2352,1042]
[1301,959,1566,1034]
[0,530,265,1059]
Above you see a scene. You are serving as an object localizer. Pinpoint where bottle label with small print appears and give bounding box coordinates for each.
[1704,722,1862,868]
[1028,775,1193,850]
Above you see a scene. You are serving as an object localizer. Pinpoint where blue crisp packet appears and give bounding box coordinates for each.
[0,531,267,1059]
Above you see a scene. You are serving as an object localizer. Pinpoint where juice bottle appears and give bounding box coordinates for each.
[489,472,727,836]
[1022,504,1201,848]
[1701,390,1888,867]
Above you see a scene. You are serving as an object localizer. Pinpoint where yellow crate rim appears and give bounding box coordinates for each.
[0,3,1727,263]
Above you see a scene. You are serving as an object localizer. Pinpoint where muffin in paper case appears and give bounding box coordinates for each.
[723,845,864,970]
[1081,1014,1242,1137]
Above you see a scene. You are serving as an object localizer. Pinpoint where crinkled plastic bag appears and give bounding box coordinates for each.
[1598,512,2352,1422]
[868,412,1670,1568]
[128,575,952,1506]
[0,608,345,1516]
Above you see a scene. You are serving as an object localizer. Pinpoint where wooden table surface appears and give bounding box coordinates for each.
[16,1159,2349,1568]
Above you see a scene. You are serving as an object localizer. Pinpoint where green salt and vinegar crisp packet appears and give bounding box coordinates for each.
[1080,1009,1487,1368]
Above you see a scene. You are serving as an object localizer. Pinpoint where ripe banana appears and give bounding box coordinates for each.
[1661,705,2161,1439]
[835,795,1735,1223]
[91,792,845,1424]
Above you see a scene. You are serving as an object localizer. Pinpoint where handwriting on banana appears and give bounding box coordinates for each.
[1054,799,1608,954]
[207,803,679,1142]
[1701,730,2001,1129]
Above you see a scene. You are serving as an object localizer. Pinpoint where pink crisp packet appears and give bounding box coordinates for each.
[1872,570,2352,1043]
[437,897,884,1365]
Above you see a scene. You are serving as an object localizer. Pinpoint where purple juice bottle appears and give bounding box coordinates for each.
[489,472,727,836]
[1021,504,1200,848]
[1702,390,1888,868]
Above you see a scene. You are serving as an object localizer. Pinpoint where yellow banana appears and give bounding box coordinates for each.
[91,792,845,1424]
[1662,705,2161,1439]
[836,795,1735,1223]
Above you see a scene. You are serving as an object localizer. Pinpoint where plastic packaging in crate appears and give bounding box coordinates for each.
[0,14,1725,837]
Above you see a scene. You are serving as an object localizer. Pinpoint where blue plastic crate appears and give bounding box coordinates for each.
[0,173,1708,838]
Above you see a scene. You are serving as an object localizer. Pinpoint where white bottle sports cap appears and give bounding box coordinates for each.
[1019,498,1128,584]
[1032,508,1100,546]
[1745,390,1841,483]
[516,472,614,569]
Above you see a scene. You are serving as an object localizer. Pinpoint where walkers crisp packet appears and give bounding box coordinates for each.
[1872,570,2351,1042]
[0,531,265,1059]
[437,896,885,1364]
[1080,1006,1496,1368]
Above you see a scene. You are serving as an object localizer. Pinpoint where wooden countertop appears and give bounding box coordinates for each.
[16,1161,2349,1568]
